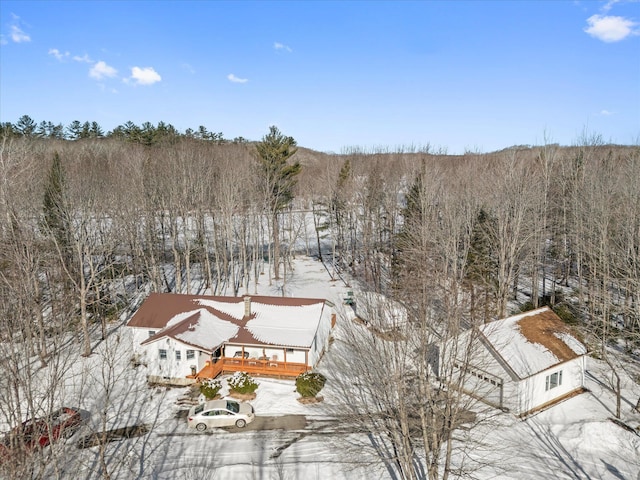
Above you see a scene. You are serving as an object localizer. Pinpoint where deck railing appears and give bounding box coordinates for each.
[190,357,309,380]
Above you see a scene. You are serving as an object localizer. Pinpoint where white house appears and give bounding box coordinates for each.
[127,293,335,384]
[456,307,587,416]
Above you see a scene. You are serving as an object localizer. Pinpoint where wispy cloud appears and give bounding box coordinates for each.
[227,73,248,83]
[182,63,196,74]
[48,48,69,61]
[602,0,620,12]
[6,15,30,43]
[89,61,118,80]
[73,54,92,63]
[129,66,161,85]
[49,48,92,63]
[600,109,615,116]
[11,25,30,43]
[584,14,638,42]
[97,83,119,94]
[274,42,292,53]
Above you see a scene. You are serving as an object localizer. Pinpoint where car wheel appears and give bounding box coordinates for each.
[196,423,207,432]
[235,419,246,428]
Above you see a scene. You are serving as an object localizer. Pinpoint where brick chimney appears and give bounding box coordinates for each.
[244,296,251,317]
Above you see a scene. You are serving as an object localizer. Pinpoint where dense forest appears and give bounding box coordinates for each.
[1,116,639,479]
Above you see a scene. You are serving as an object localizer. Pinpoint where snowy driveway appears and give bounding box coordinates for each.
[163,413,308,434]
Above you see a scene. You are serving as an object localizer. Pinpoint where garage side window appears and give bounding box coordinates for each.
[545,371,563,391]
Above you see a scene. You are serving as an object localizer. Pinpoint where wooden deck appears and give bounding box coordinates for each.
[189,357,310,380]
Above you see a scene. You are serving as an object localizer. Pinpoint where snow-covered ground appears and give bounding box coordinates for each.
[9,256,640,479]
[469,356,640,480]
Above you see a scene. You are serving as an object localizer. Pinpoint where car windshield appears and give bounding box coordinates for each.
[226,401,239,413]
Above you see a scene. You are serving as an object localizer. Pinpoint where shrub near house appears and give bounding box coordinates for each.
[296,372,326,398]
[227,372,259,398]
[200,379,222,400]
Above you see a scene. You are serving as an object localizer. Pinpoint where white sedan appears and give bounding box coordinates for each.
[188,399,255,431]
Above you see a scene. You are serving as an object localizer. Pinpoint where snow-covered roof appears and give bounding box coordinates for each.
[129,293,329,351]
[245,302,325,346]
[353,291,408,328]
[481,307,587,379]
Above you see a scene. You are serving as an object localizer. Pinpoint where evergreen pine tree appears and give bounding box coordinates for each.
[16,115,36,136]
[42,153,71,260]
[464,208,498,322]
[255,126,301,280]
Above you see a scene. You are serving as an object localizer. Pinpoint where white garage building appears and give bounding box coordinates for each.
[457,307,587,416]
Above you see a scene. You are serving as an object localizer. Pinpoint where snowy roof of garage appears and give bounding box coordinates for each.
[480,306,587,379]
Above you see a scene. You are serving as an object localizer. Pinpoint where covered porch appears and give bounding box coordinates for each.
[189,356,310,380]
[187,343,314,380]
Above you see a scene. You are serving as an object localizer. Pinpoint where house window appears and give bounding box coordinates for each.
[285,348,294,354]
[545,371,563,391]
[175,350,181,361]
[186,350,195,360]
[148,330,156,337]
[159,349,167,360]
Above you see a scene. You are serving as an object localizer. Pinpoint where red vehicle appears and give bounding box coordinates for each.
[0,407,82,457]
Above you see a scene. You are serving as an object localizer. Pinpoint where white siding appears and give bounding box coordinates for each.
[453,327,586,415]
[512,356,585,414]
[309,309,333,366]
[460,355,586,415]
[131,328,209,380]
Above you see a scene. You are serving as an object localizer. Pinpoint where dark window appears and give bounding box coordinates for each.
[159,349,167,360]
[175,351,181,361]
[545,371,563,391]
[186,350,195,360]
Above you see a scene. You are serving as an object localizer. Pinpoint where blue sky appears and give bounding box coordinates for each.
[1,1,638,153]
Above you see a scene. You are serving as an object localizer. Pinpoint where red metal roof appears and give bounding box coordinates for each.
[128,292,328,350]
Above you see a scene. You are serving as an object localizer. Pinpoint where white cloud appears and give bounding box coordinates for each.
[274,42,292,53]
[89,61,118,80]
[10,24,30,43]
[49,48,69,60]
[130,66,161,85]
[600,109,614,115]
[182,63,196,74]
[49,48,92,63]
[73,54,92,63]
[584,14,638,42]
[602,0,620,12]
[227,73,248,83]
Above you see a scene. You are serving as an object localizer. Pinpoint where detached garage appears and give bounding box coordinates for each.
[457,307,587,416]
